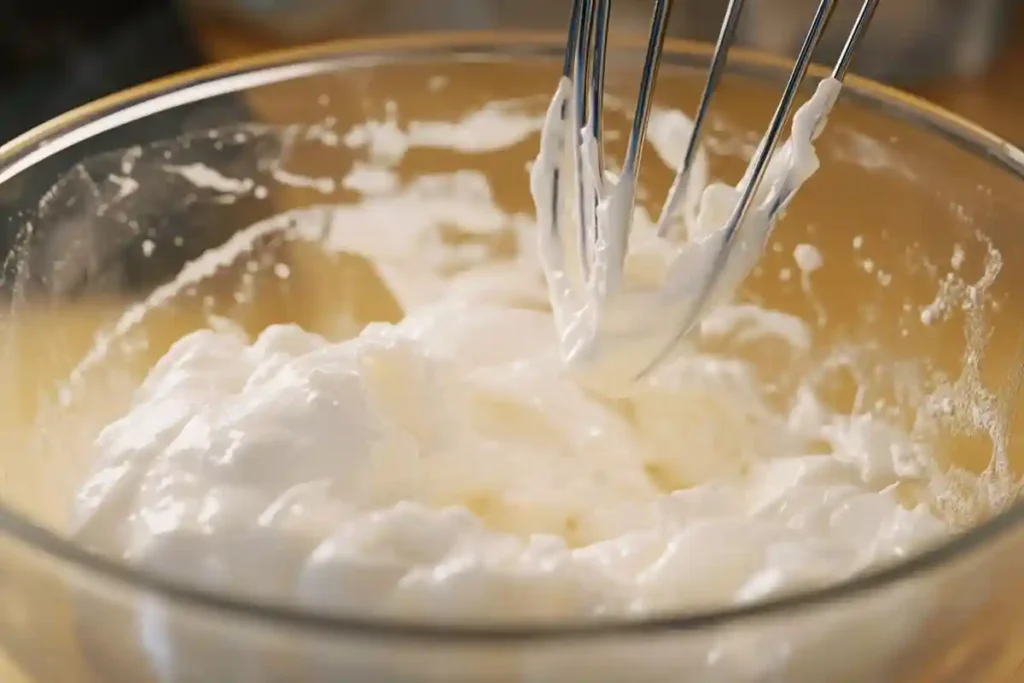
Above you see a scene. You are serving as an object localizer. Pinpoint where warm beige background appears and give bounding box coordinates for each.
[914,15,1024,147]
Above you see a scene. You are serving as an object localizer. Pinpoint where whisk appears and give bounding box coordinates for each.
[533,0,879,388]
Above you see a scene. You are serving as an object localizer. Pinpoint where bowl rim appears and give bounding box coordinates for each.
[1,31,1022,642]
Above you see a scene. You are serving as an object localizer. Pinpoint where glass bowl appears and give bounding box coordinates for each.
[0,33,1023,683]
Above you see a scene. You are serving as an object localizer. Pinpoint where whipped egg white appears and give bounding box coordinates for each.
[64,83,959,682]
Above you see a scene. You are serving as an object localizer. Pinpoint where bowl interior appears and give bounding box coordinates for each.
[0,38,1022,683]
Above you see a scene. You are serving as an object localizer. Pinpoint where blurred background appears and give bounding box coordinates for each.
[0,0,1022,146]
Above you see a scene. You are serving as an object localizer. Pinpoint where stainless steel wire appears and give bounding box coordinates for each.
[555,0,880,374]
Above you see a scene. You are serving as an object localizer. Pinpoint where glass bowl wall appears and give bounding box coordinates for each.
[0,34,1022,683]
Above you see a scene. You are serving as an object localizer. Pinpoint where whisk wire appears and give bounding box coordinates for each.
[572,0,597,276]
[622,0,675,180]
[631,0,840,373]
[544,0,586,258]
[717,0,837,248]
[589,0,612,173]
[599,0,674,282]
[832,0,880,80]
[656,0,746,236]
[551,0,881,379]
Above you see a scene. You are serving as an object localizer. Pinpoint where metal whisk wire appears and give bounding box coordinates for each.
[570,0,880,239]
[555,0,879,376]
